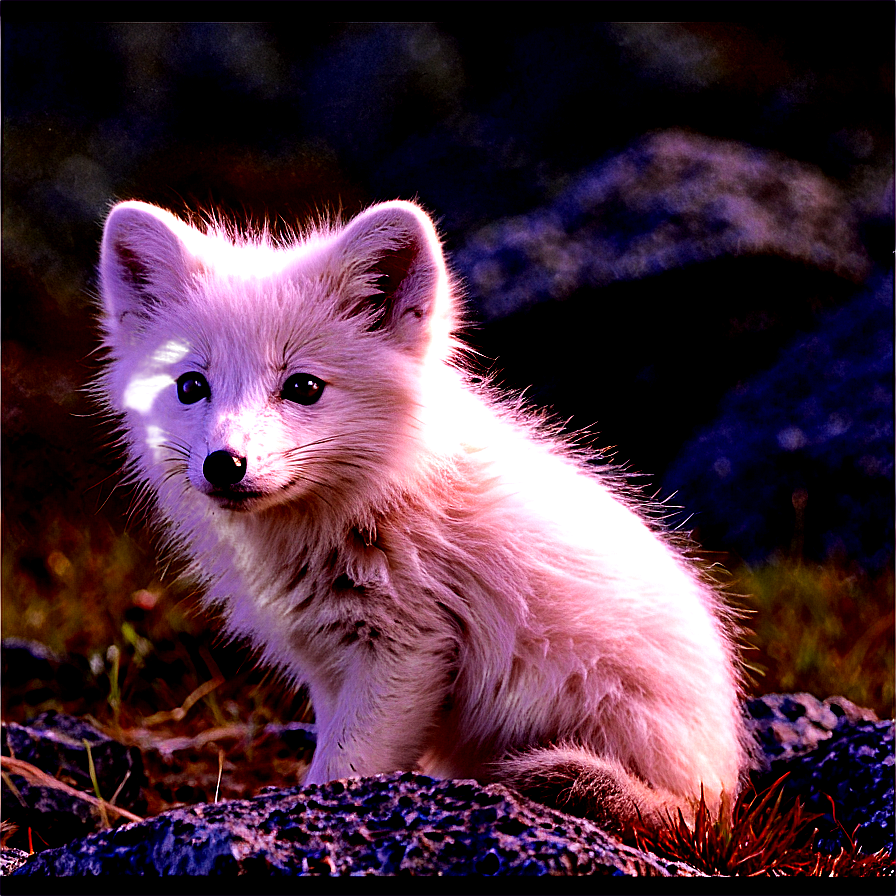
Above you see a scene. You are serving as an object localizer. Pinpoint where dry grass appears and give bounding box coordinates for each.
[626,776,894,877]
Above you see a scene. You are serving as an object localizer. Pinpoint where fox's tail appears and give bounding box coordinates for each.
[491,744,699,831]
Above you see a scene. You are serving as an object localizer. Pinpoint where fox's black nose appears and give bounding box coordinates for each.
[203,450,247,486]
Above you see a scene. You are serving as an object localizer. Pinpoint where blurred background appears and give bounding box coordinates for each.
[2,16,893,811]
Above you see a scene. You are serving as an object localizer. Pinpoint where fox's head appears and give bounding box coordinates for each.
[98,200,457,520]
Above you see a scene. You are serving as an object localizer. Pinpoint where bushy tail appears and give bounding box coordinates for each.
[492,745,692,832]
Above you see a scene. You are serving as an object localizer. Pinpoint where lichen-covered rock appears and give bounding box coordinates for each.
[1,711,145,849]
[746,692,879,766]
[789,720,893,854]
[746,693,893,855]
[0,849,29,876]
[5,773,697,877]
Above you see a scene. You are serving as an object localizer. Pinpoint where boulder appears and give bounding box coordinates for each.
[457,129,870,321]
[2,773,695,877]
[1,637,104,715]
[1,711,145,850]
[747,693,893,855]
[665,273,893,573]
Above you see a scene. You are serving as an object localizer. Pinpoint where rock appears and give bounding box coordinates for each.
[0,849,29,876]
[746,693,893,855]
[664,272,893,573]
[746,692,880,767]
[774,720,893,855]
[1,711,146,851]
[1,637,104,715]
[4,773,697,877]
[457,129,870,322]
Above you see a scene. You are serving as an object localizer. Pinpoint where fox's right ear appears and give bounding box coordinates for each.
[100,202,204,341]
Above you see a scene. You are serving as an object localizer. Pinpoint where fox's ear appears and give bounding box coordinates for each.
[331,201,452,356]
[100,201,205,342]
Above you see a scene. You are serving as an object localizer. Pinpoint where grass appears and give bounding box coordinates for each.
[738,560,894,717]
[626,777,894,876]
[1,507,315,827]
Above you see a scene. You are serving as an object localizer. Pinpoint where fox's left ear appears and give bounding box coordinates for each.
[330,201,452,357]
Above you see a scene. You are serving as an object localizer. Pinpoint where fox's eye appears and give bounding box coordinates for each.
[176,372,210,405]
[282,373,325,405]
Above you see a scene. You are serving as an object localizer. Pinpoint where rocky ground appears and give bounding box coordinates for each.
[1,692,892,878]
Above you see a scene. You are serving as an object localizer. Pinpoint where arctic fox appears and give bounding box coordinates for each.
[98,199,749,827]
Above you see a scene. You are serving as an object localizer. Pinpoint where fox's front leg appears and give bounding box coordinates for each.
[303,631,455,785]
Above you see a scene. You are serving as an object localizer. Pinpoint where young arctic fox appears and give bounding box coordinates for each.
[98,199,750,828]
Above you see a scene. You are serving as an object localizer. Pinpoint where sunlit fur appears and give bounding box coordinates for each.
[97,199,751,826]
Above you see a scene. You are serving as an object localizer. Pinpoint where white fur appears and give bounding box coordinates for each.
[97,199,749,823]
